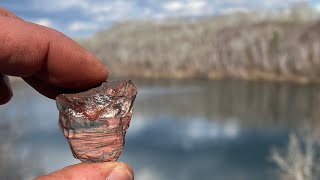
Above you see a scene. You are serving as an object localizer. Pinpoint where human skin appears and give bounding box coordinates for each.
[0,8,133,180]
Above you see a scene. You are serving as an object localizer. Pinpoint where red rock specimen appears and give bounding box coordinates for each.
[56,80,137,162]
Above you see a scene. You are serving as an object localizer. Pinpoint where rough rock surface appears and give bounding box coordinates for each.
[55,80,137,162]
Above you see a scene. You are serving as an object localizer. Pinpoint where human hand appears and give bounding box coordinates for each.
[34,162,133,180]
[0,8,133,180]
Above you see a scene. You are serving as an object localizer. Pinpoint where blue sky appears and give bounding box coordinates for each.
[0,0,317,37]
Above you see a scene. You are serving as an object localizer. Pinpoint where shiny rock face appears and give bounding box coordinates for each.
[56,80,137,162]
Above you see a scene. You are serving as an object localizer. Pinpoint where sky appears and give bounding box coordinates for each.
[0,0,318,37]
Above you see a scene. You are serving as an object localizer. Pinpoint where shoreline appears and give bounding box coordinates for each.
[109,65,320,85]
[9,72,320,86]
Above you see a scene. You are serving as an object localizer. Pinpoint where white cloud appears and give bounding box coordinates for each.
[163,1,184,11]
[32,0,88,10]
[32,0,122,17]
[58,0,88,9]
[33,18,54,27]
[143,8,152,16]
[90,5,112,14]
[315,3,320,12]
[91,1,134,22]
[187,1,207,11]
[68,21,99,31]
[95,15,108,22]
[262,0,307,7]
[163,0,207,15]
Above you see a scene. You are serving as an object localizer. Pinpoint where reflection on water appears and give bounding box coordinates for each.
[0,79,319,180]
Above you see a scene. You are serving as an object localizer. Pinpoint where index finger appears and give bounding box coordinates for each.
[0,16,108,90]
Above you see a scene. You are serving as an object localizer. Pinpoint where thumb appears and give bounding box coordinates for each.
[34,162,133,180]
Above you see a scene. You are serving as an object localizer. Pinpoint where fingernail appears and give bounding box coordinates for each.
[107,166,133,180]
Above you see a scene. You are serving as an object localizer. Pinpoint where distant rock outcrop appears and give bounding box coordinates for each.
[80,12,320,83]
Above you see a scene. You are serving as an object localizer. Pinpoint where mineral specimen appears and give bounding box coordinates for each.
[55,80,137,162]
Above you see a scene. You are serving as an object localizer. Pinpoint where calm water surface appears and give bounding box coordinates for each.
[0,79,319,180]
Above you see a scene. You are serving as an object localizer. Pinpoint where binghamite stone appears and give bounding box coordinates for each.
[55,80,137,162]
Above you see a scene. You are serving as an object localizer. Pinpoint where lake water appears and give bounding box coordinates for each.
[0,79,319,180]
